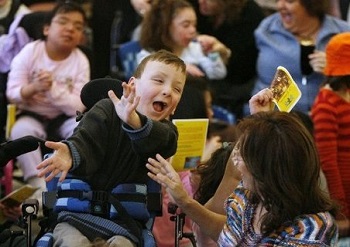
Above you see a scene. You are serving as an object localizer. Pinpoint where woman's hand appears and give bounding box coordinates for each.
[309,50,326,74]
[249,88,274,114]
[146,154,190,207]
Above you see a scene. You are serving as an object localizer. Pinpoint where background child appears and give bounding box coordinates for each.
[6,2,89,209]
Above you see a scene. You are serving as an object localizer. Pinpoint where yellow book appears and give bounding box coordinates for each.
[270,66,302,112]
[171,119,209,172]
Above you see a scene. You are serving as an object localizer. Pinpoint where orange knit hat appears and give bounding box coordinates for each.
[324,32,350,76]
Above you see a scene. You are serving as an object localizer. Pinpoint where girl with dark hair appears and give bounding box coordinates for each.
[138,0,228,81]
[6,1,89,210]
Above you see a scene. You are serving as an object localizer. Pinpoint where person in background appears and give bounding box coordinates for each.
[191,142,241,247]
[6,2,89,208]
[0,202,25,246]
[147,88,340,246]
[91,0,151,78]
[188,0,265,120]
[327,0,350,22]
[20,0,56,12]
[138,0,228,81]
[311,32,350,244]
[0,0,31,142]
[251,0,350,115]
[0,0,30,35]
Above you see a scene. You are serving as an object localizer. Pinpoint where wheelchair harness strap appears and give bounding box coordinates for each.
[54,180,148,247]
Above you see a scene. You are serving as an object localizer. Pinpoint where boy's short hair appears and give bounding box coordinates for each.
[133,50,186,78]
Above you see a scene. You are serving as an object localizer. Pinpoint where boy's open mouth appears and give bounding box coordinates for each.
[153,101,167,112]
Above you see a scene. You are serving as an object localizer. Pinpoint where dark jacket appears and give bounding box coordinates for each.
[67,98,178,191]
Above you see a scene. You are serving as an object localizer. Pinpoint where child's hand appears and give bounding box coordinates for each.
[108,82,141,129]
[33,70,53,93]
[37,141,72,182]
[186,64,205,77]
[197,34,216,54]
[197,34,231,63]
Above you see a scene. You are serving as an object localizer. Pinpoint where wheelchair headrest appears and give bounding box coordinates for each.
[80,77,123,111]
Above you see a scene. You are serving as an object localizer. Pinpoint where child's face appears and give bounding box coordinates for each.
[44,11,85,51]
[131,60,186,121]
[169,7,197,49]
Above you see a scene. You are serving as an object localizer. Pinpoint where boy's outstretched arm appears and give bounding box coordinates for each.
[108,82,141,129]
[146,154,226,241]
[36,141,72,182]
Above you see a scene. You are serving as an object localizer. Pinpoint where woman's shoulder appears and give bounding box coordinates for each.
[313,88,346,107]
[322,15,350,33]
[226,182,249,207]
[257,12,280,29]
[295,212,337,241]
[265,212,337,246]
[255,13,284,38]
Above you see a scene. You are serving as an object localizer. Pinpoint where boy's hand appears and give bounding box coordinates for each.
[108,82,141,129]
[249,88,274,114]
[36,141,72,182]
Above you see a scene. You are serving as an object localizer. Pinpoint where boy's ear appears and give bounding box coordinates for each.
[127,77,136,86]
[171,107,177,115]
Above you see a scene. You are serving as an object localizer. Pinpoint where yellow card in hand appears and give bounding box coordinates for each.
[270,66,302,112]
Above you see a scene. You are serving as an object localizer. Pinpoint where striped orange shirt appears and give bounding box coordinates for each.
[311,88,350,218]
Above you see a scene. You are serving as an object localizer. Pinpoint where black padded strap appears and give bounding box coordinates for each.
[108,195,143,247]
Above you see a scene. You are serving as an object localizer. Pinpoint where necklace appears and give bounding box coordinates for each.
[295,20,320,44]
